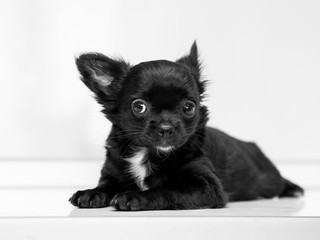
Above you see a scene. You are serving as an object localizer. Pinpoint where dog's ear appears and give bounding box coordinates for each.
[176,41,206,96]
[176,41,200,80]
[76,53,130,115]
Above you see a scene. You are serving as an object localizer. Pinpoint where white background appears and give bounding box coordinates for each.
[0,0,319,162]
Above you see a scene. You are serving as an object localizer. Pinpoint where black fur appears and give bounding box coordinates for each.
[70,42,303,210]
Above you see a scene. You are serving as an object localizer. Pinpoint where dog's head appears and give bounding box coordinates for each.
[76,42,208,153]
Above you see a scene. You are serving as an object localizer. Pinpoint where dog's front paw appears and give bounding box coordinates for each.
[110,191,149,211]
[69,188,109,208]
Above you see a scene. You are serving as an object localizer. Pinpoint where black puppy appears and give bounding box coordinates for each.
[70,42,303,210]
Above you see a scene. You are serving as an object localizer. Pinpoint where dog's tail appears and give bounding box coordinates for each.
[279,178,304,197]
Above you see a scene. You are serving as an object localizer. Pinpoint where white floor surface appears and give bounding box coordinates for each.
[0,160,319,240]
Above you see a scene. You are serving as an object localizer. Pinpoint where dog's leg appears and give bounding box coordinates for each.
[110,158,227,210]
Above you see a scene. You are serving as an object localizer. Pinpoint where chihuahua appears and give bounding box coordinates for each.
[69,42,303,210]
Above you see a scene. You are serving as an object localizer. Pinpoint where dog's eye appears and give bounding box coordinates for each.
[132,99,148,114]
[183,101,196,116]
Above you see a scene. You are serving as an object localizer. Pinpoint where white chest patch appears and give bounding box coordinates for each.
[124,148,149,191]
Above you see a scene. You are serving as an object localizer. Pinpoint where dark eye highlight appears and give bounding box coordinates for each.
[132,99,148,114]
[183,101,196,116]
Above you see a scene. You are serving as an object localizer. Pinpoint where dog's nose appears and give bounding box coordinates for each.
[158,123,174,137]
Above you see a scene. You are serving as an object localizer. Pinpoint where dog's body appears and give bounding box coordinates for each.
[70,42,303,210]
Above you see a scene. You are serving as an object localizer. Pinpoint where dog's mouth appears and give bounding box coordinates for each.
[154,137,176,153]
[141,130,188,153]
[155,145,174,153]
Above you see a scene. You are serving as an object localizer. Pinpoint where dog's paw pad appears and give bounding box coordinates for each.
[69,189,109,208]
[110,191,148,211]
